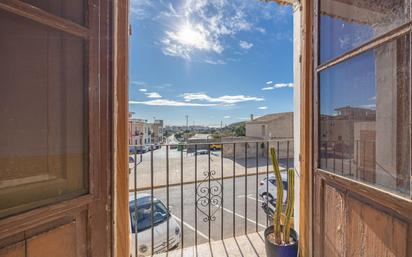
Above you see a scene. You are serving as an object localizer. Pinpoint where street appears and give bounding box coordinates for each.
[129,147,293,190]
[133,174,272,249]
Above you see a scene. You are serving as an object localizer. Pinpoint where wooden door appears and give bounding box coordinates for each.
[312,0,412,256]
[0,1,113,256]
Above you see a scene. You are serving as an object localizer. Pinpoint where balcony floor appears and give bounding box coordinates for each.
[154,232,266,257]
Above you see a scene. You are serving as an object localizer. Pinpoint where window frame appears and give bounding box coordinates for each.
[0,0,101,219]
[313,0,412,200]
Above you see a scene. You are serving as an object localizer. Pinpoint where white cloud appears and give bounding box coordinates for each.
[182,93,264,105]
[145,92,162,98]
[266,81,273,85]
[358,104,376,110]
[261,82,293,90]
[161,0,253,60]
[239,41,253,49]
[261,86,274,91]
[204,59,226,65]
[129,99,216,107]
[224,116,231,119]
[258,106,268,110]
[130,0,155,20]
[256,27,266,34]
[139,88,148,92]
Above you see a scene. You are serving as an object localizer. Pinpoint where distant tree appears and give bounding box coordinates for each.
[234,124,246,137]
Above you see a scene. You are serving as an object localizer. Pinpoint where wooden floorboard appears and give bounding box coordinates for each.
[153,233,266,257]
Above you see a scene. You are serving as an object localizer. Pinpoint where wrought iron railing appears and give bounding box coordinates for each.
[129,139,294,257]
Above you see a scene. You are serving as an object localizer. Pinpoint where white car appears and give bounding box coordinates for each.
[129,193,181,256]
[258,173,288,211]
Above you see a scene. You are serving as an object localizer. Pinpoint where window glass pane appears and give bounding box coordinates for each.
[319,35,410,197]
[21,0,85,25]
[320,0,409,63]
[0,10,88,218]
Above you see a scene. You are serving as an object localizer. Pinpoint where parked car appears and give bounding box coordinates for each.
[129,193,181,256]
[210,144,222,151]
[258,173,288,216]
[129,156,135,173]
[195,149,208,155]
[129,145,148,154]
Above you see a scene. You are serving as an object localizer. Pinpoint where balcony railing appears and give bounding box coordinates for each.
[129,139,294,257]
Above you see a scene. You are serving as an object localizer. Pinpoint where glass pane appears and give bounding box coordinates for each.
[320,0,409,63]
[0,10,88,218]
[319,35,410,197]
[21,0,85,25]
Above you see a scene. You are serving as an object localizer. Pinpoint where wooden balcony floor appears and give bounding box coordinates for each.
[154,232,267,257]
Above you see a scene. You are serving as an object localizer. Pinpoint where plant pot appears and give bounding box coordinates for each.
[264,225,298,257]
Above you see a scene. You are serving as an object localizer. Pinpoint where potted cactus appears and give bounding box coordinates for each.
[264,147,298,257]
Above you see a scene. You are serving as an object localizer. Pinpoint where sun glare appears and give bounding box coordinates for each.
[175,23,208,50]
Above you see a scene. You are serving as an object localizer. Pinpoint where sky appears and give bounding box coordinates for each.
[128,0,294,126]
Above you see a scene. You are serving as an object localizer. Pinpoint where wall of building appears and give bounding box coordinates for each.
[246,114,293,139]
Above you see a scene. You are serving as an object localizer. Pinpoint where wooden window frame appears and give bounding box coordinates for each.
[113,0,130,256]
[0,0,97,220]
[299,0,314,256]
[0,0,114,256]
[308,0,412,256]
[312,0,412,200]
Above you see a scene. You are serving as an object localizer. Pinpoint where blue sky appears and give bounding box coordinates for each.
[129,0,294,126]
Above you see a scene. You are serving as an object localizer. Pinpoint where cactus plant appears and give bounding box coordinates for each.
[284,167,294,244]
[270,147,283,244]
[269,147,295,244]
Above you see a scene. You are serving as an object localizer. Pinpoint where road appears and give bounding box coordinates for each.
[129,147,293,189]
[133,174,273,250]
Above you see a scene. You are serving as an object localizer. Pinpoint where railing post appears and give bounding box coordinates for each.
[255,142,259,232]
[266,141,269,227]
[133,146,138,257]
[166,145,170,251]
[208,144,211,242]
[150,145,154,255]
[233,143,236,238]
[180,146,184,250]
[194,144,198,247]
[221,144,224,240]
[244,142,248,235]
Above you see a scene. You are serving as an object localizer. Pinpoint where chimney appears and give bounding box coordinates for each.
[250,114,254,120]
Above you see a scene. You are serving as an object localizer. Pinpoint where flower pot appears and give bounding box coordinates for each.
[264,225,298,257]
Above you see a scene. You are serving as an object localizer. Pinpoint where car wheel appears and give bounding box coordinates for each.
[262,192,274,202]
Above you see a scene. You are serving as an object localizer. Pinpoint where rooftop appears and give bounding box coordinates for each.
[246,112,293,125]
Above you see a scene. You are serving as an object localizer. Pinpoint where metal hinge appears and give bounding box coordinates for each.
[129,24,132,36]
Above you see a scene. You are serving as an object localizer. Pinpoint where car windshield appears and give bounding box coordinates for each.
[130,200,170,233]
[268,178,288,190]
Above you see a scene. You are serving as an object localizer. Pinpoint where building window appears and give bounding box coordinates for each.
[317,0,411,197]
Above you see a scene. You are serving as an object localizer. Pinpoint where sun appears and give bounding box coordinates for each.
[175,23,208,50]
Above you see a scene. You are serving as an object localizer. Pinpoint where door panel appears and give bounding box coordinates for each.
[0,242,24,257]
[314,172,411,257]
[314,0,412,256]
[0,0,112,256]
[27,223,77,257]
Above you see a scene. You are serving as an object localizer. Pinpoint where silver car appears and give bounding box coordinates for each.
[129,193,181,256]
[258,173,288,215]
